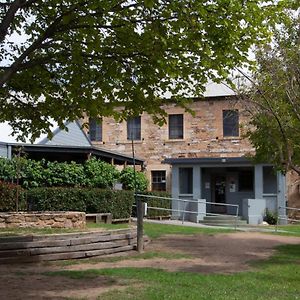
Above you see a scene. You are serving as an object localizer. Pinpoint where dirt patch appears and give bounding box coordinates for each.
[1,232,300,299]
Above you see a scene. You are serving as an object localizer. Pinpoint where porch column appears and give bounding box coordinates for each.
[254,164,263,199]
[277,171,287,224]
[171,165,180,219]
[191,166,205,222]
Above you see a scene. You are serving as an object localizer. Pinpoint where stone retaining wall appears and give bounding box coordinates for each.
[0,212,86,229]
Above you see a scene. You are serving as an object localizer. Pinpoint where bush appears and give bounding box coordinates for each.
[84,158,120,188]
[140,191,172,217]
[0,181,25,212]
[264,209,278,225]
[120,167,148,192]
[27,187,134,219]
[0,157,120,189]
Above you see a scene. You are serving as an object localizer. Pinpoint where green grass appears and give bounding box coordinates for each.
[143,222,233,239]
[46,244,300,300]
[86,223,130,230]
[274,224,300,236]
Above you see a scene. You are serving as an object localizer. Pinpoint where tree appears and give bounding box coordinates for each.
[0,0,287,140]
[243,13,300,174]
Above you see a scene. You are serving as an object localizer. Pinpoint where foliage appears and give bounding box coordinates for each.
[120,167,148,192]
[139,191,171,217]
[84,158,119,188]
[27,187,134,219]
[244,14,300,174]
[264,209,278,225]
[0,181,25,212]
[0,0,288,140]
[0,157,120,188]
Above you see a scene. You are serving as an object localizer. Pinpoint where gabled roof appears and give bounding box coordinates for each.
[38,121,91,147]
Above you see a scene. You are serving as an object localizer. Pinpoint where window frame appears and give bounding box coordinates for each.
[151,170,167,191]
[127,116,141,141]
[168,114,184,140]
[223,110,239,137]
[89,118,102,142]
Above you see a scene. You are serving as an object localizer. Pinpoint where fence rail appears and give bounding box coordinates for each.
[135,194,240,230]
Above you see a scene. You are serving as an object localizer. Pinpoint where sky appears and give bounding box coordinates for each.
[0,82,236,144]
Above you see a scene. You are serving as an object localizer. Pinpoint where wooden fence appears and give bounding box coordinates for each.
[0,229,137,263]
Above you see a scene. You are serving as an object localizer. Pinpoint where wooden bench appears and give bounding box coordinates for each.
[86,213,112,224]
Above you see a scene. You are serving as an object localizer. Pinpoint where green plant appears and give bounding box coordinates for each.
[0,181,25,212]
[120,167,148,192]
[27,187,134,219]
[264,209,278,225]
[140,191,171,217]
[84,158,119,188]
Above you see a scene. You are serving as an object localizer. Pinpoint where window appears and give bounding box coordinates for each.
[238,170,254,192]
[179,168,193,194]
[263,166,277,194]
[151,171,166,191]
[223,110,239,137]
[169,114,183,139]
[127,116,141,140]
[89,118,102,141]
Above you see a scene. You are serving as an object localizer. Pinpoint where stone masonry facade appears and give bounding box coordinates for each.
[0,212,86,229]
[84,96,255,192]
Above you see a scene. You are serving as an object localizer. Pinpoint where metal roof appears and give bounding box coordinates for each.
[6,143,144,165]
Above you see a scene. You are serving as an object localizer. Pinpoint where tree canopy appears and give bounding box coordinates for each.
[244,13,300,174]
[0,0,287,140]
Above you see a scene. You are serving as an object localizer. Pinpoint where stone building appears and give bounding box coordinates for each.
[84,93,288,225]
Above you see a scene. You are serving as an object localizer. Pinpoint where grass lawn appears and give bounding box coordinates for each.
[274,225,300,236]
[47,243,300,300]
[143,222,233,239]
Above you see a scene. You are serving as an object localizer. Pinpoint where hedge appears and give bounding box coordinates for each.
[139,191,172,217]
[26,187,134,219]
[0,181,25,212]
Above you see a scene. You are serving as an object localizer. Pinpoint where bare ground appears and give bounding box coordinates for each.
[1,232,300,299]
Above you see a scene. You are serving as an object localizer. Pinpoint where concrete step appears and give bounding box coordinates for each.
[199,219,247,225]
[203,215,243,221]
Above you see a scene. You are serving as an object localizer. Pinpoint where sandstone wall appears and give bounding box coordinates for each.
[0,212,86,229]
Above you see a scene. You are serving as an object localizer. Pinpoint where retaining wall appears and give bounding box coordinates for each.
[0,228,137,263]
[0,212,86,229]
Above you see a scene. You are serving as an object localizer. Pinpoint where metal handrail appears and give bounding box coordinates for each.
[275,206,300,232]
[135,194,240,230]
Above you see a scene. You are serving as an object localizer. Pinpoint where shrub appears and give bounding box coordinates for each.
[84,158,120,188]
[27,187,134,219]
[120,167,148,192]
[0,181,25,212]
[264,209,278,225]
[139,191,172,217]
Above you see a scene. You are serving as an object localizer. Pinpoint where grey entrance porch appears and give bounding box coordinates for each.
[164,157,286,225]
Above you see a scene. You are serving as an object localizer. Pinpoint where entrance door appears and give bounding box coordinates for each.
[212,175,227,213]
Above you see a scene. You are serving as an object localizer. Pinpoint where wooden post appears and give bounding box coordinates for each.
[136,196,144,253]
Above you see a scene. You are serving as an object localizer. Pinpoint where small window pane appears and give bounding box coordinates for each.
[179,168,193,194]
[169,114,183,139]
[238,170,254,192]
[127,117,141,140]
[89,118,102,141]
[151,170,166,191]
[263,166,277,194]
[223,110,239,137]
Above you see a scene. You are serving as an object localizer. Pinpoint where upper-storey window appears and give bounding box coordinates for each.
[169,114,183,139]
[127,116,141,140]
[89,118,102,141]
[223,110,239,137]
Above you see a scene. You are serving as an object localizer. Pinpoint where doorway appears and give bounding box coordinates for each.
[211,175,227,214]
